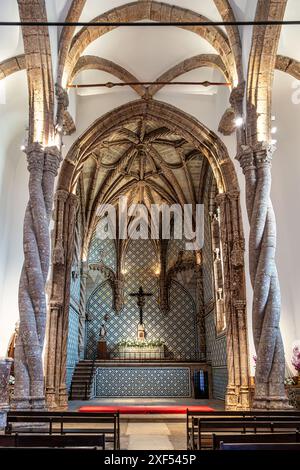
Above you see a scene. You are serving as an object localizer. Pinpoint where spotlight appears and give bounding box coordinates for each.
[271,126,277,134]
[234,116,244,127]
[20,144,26,151]
[271,139,277,145]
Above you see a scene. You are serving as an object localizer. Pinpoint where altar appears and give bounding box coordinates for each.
[91,360,211,399]
[83,284,211,400]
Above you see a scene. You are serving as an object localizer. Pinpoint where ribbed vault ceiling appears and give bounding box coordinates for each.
[80,117,207,223]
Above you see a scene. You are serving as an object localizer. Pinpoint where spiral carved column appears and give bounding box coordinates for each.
[238,143,289,409]
[12,144,61,410]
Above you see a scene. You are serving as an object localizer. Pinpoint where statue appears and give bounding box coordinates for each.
[97,322,108,359]
[99,323,107,340]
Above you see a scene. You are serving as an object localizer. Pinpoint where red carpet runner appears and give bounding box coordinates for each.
[78,405,215,414]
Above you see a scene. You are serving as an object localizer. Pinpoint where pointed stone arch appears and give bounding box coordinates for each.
[46,99,250,409]
[62,1,237,87]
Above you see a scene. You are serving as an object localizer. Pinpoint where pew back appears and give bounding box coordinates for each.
[213,431,300,450]
[0,434,106,449]
[6,411,120,450]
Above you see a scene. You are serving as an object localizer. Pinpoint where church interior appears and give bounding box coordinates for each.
[0,0,300,456]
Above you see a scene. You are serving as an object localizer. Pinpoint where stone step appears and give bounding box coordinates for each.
[69,361,96,399]
[72,381,91,386]
[73,371,93,376]
[70,378,90,382]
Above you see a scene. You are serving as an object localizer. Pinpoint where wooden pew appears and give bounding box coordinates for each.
[213,431,300,450]
[186,410,300,450]
[6,411,120,450]
[189,418,300,450]
[0,434,105,449]
[220,442,300,451]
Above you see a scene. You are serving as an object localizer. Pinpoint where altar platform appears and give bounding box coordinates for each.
[70,359,212,400]
[78,404,215,414]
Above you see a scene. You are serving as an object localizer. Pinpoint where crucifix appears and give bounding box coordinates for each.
[129,285,153,341]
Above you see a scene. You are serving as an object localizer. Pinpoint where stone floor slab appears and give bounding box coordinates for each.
[126,422,170,435]
[128,435,174,450]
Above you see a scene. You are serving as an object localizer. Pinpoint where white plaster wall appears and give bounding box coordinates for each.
[0,71,28,356]
[272,70,300,371]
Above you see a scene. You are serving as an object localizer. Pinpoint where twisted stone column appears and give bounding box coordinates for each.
[12,144,61,410]
[238,143,289,409]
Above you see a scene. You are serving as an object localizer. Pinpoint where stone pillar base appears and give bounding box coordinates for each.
[252,395,292,410]
[226,385,251,410]
[58,389,69,410]
[11,396,46,411]
[10,397,31,411]
[225,385,238,410]
[46,391,58,410]
[239,386,251,410]
[31,396,46,410]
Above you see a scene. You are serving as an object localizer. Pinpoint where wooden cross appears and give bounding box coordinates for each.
[129,285,153,325]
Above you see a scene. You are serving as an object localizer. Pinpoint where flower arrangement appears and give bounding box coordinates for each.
[8,375,15,386]
[285,377,296,386]
[292,345,300,372]
[118,339,164,348]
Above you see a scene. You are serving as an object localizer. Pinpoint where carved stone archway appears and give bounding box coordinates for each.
[45,99,250,410]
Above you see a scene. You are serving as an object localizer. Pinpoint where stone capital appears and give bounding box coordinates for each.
[227,190,240,201]
[234,299,247,310]
[55,189,69,204]
[44,146,62,176]
[215,192,227,206]
[68,193,79,209]
[49,300,63,310]
[236,145,255,173]
[81,261,89,277]
[255,142,275,167]
[25,142,45,173]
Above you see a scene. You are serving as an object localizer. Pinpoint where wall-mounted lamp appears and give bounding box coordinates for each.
[20,126,29,152]
[234,116,244,128]
[154,266,161,276]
